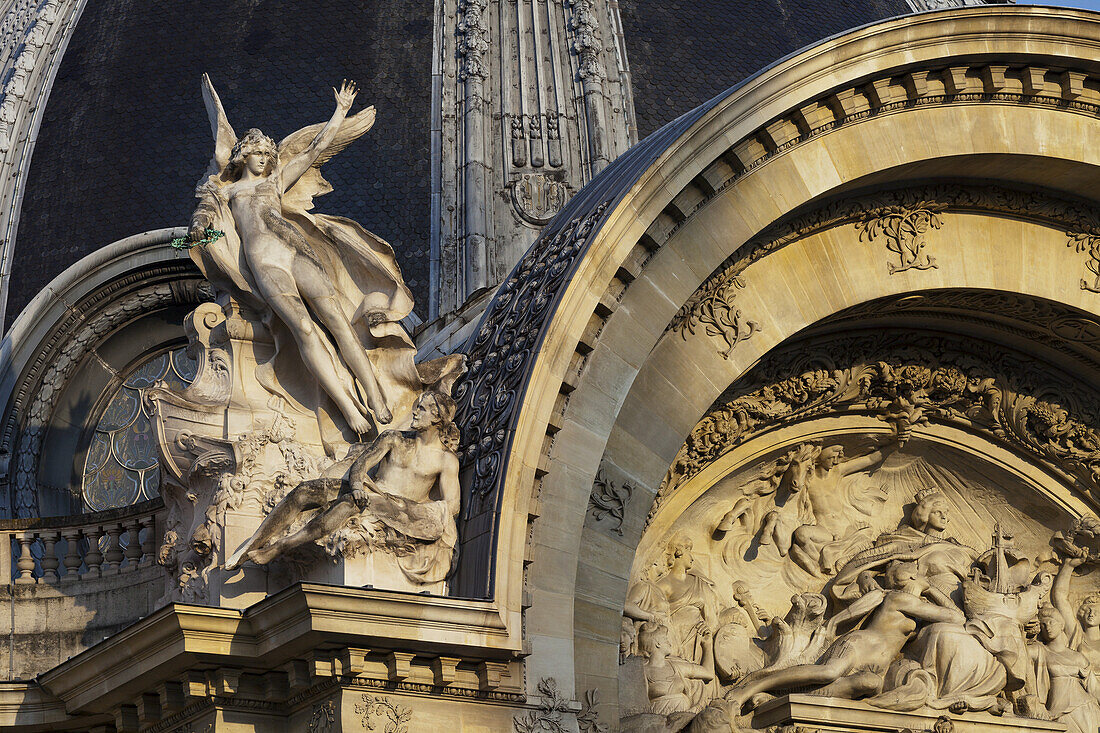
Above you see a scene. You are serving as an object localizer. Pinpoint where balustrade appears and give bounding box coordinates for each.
[1,500,162,586]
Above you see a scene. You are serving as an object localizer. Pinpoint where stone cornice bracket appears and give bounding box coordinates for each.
[0,0,87,330]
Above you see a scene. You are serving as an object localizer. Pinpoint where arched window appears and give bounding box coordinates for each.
[80,347,197,511]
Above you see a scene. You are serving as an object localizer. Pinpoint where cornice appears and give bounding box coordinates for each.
[39,583,521,714]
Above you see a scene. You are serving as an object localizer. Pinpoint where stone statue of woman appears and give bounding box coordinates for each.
[188,75,428,437]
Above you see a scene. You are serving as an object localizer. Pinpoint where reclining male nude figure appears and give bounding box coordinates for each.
[225,390,460,570]
[725,560,964,713]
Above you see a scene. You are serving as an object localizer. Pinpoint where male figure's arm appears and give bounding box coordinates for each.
[440,453,461,517]
[348,431,399,504]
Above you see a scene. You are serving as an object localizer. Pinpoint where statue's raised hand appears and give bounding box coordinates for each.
[334,79,358,112]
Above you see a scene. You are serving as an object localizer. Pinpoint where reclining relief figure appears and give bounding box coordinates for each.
[226,389,461,588]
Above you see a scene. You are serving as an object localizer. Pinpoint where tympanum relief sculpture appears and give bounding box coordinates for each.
[621,434,1100,733]
[147,77,465,603]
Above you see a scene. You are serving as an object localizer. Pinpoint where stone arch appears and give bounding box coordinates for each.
[0,227,206,517]
[450,3,1100,718]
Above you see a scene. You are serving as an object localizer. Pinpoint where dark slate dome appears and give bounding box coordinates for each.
[10,0,433,323]
[9,0,914,325]
[619,0,914,137]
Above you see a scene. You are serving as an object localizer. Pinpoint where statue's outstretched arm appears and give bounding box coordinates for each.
[189,187,220,241]
[280,80,357,191]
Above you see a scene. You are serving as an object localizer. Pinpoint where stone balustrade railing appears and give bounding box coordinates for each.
[0,498,163,585]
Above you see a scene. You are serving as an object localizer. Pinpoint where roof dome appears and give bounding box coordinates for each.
[9,0,914,323]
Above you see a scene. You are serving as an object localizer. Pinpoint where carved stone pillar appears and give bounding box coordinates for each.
[433,0,636,317]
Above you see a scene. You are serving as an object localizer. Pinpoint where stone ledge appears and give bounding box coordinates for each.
[754,694,1066,732]
[37,582,523,715]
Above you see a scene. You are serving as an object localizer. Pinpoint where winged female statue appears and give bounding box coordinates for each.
[186,76,445,438]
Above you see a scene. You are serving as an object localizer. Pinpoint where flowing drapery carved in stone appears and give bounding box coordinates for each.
[148,78,467,603]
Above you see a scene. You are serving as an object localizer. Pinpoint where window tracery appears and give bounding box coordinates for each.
[81,347,196,511]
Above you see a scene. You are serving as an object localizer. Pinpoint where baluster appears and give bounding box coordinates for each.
[103,523,124,574]
[84,525,103,579]
[139,514,156,567]
[39,530,60,583]
[122,519,142,572]
[14,532,35,584]
[61,528,82,581]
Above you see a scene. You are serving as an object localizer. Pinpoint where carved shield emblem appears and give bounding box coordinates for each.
[511,173,568,225]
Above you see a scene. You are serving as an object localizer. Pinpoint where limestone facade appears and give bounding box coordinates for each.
[1,4,1100,733]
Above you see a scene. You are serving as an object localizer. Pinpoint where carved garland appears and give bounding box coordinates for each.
[652,331,1100,522]
[669,184,1100,359]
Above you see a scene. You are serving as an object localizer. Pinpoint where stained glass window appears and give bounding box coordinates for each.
[81,347,197,512]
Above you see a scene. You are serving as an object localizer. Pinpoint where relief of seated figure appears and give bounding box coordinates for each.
[832,487,977,603]
[637,621,716,716]
[224,389,460,587]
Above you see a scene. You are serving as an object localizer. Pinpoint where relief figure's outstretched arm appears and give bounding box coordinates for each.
[279,80,357,191]
[1053,554,1086,632]
[840,438,898,476]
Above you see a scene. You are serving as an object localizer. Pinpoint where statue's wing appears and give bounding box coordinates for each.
[278,105,376,212]
[201,73,236,177]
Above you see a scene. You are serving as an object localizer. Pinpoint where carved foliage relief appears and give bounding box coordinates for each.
[654,331,1100,520]
[622,329,1100,731]
[670,185,1100,359]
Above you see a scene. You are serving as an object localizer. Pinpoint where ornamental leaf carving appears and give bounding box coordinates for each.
[513,677,571,733]
[651,331,1100,524]
[855,202,944,274]
[577,688,608,733]
[355,694,412,732]
[670,184,1100,359]
[588,467,634,535]
[670,268,760,358]
[1068,228,1100,294]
